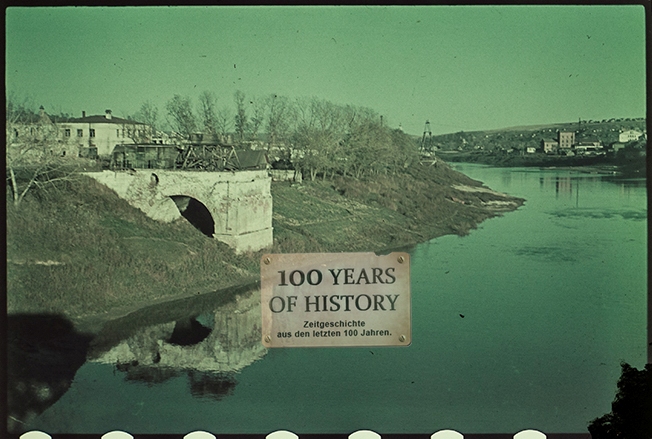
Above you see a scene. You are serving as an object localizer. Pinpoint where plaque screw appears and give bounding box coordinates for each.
[397,255,405,264]
[264,335,271,343]
[263,257,271,265]
[399,335,406,342]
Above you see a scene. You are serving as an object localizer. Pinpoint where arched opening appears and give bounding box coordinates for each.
[167,315,213,347]
[170,195,215,237]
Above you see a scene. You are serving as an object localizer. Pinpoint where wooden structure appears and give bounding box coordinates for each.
[110,144,180,170]
[110,142,268,172]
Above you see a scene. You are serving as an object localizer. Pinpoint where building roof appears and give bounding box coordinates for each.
[543,138,558,143]
[66,115,143,125]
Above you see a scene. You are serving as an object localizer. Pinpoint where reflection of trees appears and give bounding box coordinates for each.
[188,371,237,401]
[111,363,238,400]
[116,362,182,385]
[7,314,92,433]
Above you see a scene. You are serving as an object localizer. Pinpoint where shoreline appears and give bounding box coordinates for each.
[438,151,646,178]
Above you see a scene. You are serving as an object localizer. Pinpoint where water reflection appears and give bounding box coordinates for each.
[89,285,266,384]
[7,314,92,433]
[539,175,572,196]
[7,285,266,433]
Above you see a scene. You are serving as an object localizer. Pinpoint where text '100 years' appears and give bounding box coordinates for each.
[260,252,411,348]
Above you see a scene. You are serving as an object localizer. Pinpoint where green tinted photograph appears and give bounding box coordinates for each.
[5,5,647,437]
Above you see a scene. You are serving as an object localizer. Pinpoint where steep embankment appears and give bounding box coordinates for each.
[6,160,523,328]
[6,178,260,324]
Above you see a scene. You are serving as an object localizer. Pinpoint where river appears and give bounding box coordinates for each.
[20,164,647,435]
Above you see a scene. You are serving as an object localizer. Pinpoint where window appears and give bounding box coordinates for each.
[64,129,71,137]
[117,129,120,137]
[89,129,96,138]
[77,129,83,137]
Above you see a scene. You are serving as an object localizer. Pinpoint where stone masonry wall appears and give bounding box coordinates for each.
[84,169,273,253]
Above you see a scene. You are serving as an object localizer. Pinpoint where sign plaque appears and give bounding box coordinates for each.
[261,252,411,348]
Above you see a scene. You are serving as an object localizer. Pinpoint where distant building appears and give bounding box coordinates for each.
[7,106,79,158]
[60,110,153,158]
[542,138,559,154]
[610,142,627,153]
[619,129,643,143]
[574,141,604,155]
[526,146,537,154]
[558,131,575,149]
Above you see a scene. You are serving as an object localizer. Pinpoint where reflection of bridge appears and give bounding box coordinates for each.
[89,286,266,374]
[85,169,272,253]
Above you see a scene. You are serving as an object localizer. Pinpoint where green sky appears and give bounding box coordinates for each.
[5,5,646,135]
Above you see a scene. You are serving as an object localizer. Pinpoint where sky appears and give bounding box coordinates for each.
[5,5,646,136]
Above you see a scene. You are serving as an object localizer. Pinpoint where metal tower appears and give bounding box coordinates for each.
[421,120,433,151]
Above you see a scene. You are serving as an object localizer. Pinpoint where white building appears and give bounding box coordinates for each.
[60,110,153,158]
[558,131,575,149]
[619,129,643,143]
[541,138,558,154]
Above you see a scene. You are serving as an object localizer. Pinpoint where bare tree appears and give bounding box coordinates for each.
[166,95,197,138]
[288,98,409,180]
[120,120,154,144]
[248,97,266,141]
[234,90,248,142]
[198,91,218,135]
[291,97,349,180]
[134,101,159,133]
[216,106,234,142]
[263,93,294,164]
[6,100,78,207]
[265,94,292,146]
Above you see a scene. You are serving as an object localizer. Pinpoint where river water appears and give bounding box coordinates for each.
[23,164,647,435]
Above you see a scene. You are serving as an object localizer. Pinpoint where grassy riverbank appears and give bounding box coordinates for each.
[6,160,523,328]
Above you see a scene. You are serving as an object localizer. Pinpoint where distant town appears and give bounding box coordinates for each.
[426,117,646,158]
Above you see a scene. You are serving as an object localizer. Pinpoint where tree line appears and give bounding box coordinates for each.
[6,91,421,185]
[137,90,420,181]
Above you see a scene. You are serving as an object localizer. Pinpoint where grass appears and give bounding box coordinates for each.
[6,176,259,321]
[6,160,523,327]
[271,160,521,253]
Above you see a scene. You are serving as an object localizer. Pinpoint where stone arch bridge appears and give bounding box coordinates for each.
[85,169,272,253]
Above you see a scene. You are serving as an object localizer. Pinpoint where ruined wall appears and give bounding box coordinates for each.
[84,169,273,253]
